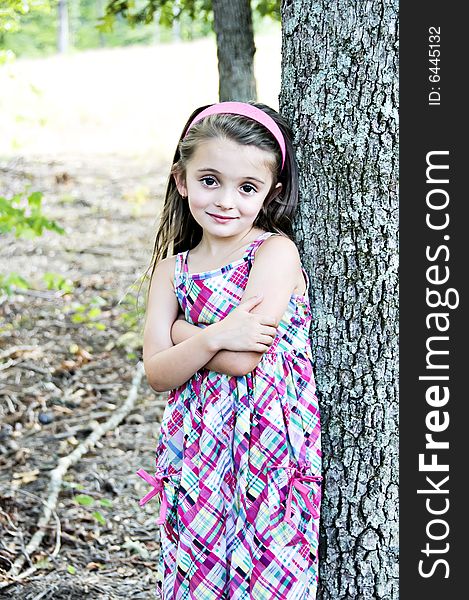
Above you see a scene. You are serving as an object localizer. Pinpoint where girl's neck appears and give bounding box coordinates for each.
[187,227,266,271]
[196,228,265,258]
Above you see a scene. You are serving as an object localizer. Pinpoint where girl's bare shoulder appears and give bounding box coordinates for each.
[254,234,305,295]
[256,233,301,261]
[150,255,178,291]
[156,254,178,271]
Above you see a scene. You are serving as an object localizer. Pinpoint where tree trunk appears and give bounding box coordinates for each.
[57,0,69,54]
[97,0,106,47]
[212,0,257,101]
[280,1,399,598]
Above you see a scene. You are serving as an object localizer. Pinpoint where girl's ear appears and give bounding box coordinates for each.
[268,182,283,203]
[273,182,283,198]
[173,170,188,198]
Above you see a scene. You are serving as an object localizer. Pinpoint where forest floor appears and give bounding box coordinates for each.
[0,153,170,599]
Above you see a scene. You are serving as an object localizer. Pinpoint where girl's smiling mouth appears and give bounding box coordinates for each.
[206,212,239,222]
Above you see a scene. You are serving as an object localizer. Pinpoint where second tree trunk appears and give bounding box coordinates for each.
[212,0,257,102]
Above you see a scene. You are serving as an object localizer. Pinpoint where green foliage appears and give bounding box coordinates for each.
[92,510,106,525]
[66,564,76,575]
[101,0,280,30]
[1,271,74,298]
[73,492,113,526]
[0,189,66,295]
[34,558,53,570]
[114,285,144,360]
[42,272,74,293]
[99,0,280,43]
[1,0,160,57]
[74,493,94,506]
[68,295,107,330]
[252,0,279,19]
[0,1,53,34]
[0,272,30,295]
[1,0,279,58]
[117,285,144,331]
[75,0,158,49]
[99,0,213,41]
[0,0,54,60]
[0,190,65,238]
[101,0,212,29]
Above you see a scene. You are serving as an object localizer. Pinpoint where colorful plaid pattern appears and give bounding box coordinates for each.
[152,231,322,599]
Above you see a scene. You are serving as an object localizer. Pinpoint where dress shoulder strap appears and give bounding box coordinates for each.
[243,231,283,261]
[173,251,187,287]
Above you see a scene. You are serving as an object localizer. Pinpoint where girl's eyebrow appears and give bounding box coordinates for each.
[196,168,265,185]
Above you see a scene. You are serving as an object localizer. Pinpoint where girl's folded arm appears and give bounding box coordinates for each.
[143,257,223,392]
[171,235,301,377]
[234,236,301,372]
[171,318,262,377]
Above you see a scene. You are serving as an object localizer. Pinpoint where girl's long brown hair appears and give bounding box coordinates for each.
[142,102,299,304]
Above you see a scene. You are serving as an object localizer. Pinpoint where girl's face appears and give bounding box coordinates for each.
[175,137,282,240]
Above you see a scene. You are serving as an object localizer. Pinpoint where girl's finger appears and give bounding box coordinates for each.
[240,294,264,310]
[257,315,277,327]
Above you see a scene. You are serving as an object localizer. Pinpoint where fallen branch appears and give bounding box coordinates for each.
[0,345,41,361]
[1,361,145,587]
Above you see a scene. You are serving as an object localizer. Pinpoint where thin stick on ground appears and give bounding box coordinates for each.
[1,361,145,586]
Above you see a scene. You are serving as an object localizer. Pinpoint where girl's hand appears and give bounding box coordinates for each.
[210,294,278,353]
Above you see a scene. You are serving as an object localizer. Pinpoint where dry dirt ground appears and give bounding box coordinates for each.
[0,153,171,599]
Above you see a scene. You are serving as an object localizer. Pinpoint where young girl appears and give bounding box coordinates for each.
[137,101,322,599]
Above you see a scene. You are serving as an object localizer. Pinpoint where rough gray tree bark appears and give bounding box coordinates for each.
[212,0,257,101]
[280,1,399,598]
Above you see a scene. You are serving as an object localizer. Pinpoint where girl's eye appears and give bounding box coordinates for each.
[241,184,257,194]
[201,176,217,187]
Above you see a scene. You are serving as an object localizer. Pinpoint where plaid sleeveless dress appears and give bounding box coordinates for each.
[139,231,322,599]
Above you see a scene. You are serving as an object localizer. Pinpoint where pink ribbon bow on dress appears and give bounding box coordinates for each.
[136,468,169,525]
[285,471,322,523]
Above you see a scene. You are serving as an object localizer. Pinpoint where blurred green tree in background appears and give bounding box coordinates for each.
[0,0,176,58]
[0,0,279,59]
[1,0,280,101]
[0,0,53,62]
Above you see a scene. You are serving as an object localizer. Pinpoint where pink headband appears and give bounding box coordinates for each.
[184,101,286,170]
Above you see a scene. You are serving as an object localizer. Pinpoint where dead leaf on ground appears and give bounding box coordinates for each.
[12,469,40,484]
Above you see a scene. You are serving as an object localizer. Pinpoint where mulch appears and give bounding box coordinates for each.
[0,154,170,598]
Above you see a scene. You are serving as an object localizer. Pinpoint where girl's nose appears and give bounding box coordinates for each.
[214,190,236,209]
